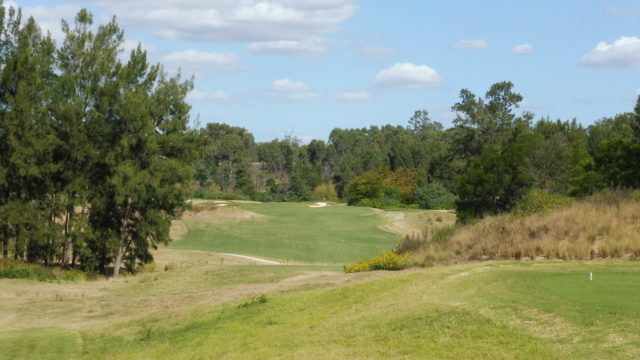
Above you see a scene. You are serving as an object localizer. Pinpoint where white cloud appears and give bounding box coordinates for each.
[452,39,488,50]
[13,3,81,44]
[249,37,328,55]
[333,91,371,101]
[511,43,534,54]
[580,36,640,69]
[374,63,442,90]
[67,1,357,49]
[122,39,157,55]
[160,50,239,74]
[187,89,230,102]
[269,78,317,100]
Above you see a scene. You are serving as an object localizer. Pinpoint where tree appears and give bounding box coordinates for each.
[456,140,534,222]
[450,81,533,171]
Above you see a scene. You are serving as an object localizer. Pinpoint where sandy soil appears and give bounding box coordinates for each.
[309,202,328,208]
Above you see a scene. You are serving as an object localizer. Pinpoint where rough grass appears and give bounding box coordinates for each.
[170,201,407,264]
[4,260,639,359]
[413,196,640,263]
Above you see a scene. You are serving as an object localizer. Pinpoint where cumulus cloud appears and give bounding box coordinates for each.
[249,37,328,55]
[374,63,442,90]
[10,2,81,44]
[187,89,230,102]
[580,36,640,69]
[160,50,239,74]
[333,91,372,101]
[269,78,317,100]
[452,39,488,50]
[511,43,534,54]
[66,0,357,46]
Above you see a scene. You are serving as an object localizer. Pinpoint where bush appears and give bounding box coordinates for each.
[515,189,574,214]
[191,187,250,201]
[164,262,178,271]
[395,226,456,254]
[0,259,86,281]
[344,251,411,273]
[313,183,339,201]
[631,189,640,202]
[414,183,457,210]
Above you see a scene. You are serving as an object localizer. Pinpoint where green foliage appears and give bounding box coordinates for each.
[593,139,640,189]
[414,183,457,209]
[631,189,640,202]
[0,259,86,281]
[0,5,196,276]
[344,251,411,273]
[456,140,534,222]
[515,189,574,214]
[312,183,339,201]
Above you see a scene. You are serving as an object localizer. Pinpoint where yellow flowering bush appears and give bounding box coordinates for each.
[344,251,411,273]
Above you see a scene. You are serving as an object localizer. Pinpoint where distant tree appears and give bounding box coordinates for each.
[450,81,533,170]
[456,139,534,222]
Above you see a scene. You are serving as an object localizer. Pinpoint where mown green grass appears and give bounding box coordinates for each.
[170,202,402,263]
[71,261,640,359]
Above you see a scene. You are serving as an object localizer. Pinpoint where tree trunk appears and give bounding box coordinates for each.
[113,197,132,277]
[62,207,72,266]
[1,224,8,259]
[113,245,125,277]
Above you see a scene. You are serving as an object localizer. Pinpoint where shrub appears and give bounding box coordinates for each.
[515,189,574,214]
[313,183,339,201]
[630,189,640,202]
[164,262,178,271]
[0,259,86,281]
[137,262,158,273]
[414,183,457,210]
[344,251,411,273]
[395,226,456,254]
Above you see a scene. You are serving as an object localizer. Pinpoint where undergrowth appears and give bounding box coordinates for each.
[0,259,87,281]
[411,191,640,264]
[344,251,411,273]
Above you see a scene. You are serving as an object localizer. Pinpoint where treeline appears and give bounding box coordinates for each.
[0,4,196,276]
[195,82,640,221]
[3,2,639,276]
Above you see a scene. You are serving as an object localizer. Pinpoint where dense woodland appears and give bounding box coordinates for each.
[1,3,639,275]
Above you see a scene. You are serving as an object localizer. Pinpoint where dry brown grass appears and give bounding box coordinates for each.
[414,195,640,263]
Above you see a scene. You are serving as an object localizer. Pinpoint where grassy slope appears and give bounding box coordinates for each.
[81,262,640,360]
[170,202,407,263]
[415,197,640,263]
[5,260,639,359]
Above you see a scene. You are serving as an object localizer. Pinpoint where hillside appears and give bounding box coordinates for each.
[2,258,639,359]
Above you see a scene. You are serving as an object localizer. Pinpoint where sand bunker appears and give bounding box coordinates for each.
[309,202,328,208]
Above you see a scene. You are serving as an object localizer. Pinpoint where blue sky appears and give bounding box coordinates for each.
[7,0,640,142]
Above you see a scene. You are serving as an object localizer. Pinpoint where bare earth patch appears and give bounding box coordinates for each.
[309,202,328,208]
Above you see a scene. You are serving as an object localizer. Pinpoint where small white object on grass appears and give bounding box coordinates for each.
[589,272,593,281]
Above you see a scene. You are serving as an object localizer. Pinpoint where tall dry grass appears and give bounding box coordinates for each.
[412,192,640,264]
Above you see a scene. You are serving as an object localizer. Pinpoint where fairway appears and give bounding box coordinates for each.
[169,201,418,263]
[4,260,640,359]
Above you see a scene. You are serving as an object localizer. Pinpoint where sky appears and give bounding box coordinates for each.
[5,0,640,142]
